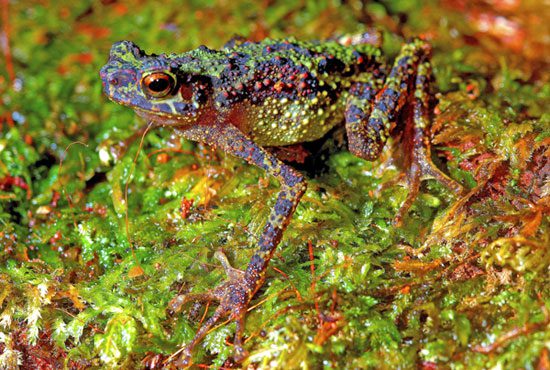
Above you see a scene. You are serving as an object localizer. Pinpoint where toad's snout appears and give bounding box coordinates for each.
[102,67,136,86]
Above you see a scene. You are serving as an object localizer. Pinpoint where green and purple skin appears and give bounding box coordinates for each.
[100,34,462,366]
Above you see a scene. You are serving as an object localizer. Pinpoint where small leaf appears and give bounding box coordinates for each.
[128,265,144,278]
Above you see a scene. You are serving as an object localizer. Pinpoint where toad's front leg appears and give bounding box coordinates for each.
[171,123,306,367]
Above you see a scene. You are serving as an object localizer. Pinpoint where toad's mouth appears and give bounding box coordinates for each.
[104,89,199,126]
[133,106,196,126]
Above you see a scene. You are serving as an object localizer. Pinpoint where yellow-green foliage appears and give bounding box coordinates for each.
[0,1,548,369]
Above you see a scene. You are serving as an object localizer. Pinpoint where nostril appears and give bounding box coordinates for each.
[105,70,136,88]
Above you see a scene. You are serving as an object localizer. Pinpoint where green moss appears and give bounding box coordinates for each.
[1,0,548,369]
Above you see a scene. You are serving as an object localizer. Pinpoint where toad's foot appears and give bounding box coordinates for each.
[393,135,465,226]
[169,250,253,368]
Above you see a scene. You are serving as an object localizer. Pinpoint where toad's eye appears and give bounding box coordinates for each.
[141,72,175,98]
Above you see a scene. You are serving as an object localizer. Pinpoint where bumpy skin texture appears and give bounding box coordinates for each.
[100,34,462,366]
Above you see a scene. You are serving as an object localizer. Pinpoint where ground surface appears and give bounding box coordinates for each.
[0,1,548,369]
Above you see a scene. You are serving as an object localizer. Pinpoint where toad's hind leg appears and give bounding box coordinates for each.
[396,60,464,224]
[172,123,306,367]
[345,39,463,224]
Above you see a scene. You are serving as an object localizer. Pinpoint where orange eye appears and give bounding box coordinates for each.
[141,72,175,98]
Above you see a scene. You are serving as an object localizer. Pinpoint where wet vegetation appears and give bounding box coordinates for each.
[0,0,548,368]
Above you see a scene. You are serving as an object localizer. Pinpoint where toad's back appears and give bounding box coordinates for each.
[184,38,387,146]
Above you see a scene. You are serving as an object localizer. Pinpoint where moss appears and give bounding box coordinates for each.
[0,0,548,368]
